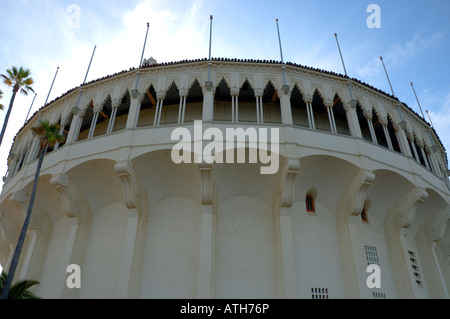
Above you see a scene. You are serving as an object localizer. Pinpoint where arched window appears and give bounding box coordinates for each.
[332,94,351,136]
[306,194,315,213]
[311,90,331,132]
[361,199,370,224]
[290,85,308,127]
[361,207,369,224]
[214,78,232,121]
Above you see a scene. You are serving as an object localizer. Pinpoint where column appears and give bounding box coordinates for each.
[366,114,378,145]
[255,90,263,124]
[383,187,428,298]
[50,173,91,299]
[343,99,362,138]
[419,145,430,170]
[66,107,84,144]
[25,137,41,163]
[279,85,293,125]
[416,206,450,299]
[326,106,337,134]
[106,100,120,134]
[231,88,239,123]
[394,122,411,156]
[276,159,300,298]
[336,170,375,298]
[202,82,214,123]
[382,123,394,151]
[177,91,187,124]
[19,213,52,282]
[410,137,421,164]
[6,154,19,181]
[197,163,215,298]
[305,100,315,130]
[126,90,143,129]
[87,111,99,139]
[114,160,144,298]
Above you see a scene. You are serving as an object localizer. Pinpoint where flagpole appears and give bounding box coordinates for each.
[380,56,395,97]
[24,93,37,125]
[410,82,425,119]
[134,23,150,91]
[140,22,150,68]
[207,15,213,83]
[75,45,97,110]
[33,66,59,125]
[379,56,406,123]
[334,33,354,101]
[426,110,434,128]
[276,19,287,88]
[44,67,59,107]
[83,45,97,85]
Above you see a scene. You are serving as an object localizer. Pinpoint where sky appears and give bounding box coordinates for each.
[0,0,449,187]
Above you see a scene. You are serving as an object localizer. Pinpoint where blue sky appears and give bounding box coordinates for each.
[0,0,449,183]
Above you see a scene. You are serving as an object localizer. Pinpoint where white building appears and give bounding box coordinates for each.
[0,58,449,299]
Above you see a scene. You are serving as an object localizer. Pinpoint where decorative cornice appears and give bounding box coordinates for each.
[50,173,86,218]
[279,158,300,208]
[424,206,450,242]
[340,169,375,216]
[390,187,428,229]
[114,161,143,210]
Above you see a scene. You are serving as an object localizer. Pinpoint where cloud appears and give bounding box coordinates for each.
[356,30,445,84]
[426,92,450,153]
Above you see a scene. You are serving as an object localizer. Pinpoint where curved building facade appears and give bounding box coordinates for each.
[0,58,449,299]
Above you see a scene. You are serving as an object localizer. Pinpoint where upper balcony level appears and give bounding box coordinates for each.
[3,58,450,195]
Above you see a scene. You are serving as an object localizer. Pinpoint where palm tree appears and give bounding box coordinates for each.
[0,272,40,299]
[0,66,34,146]
[0,120,64,299]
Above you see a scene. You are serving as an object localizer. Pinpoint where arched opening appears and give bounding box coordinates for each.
[213,78,232,122]
[387,115,401,153]
[422,141,434,172]
[184,79,203,123]
[332,94,351,135]
[290,85,309,127]
[407,135,418,161]
[91,95,112,138]
[306,188,318,214]
[137,84,157,127]
[371,109,388,148]
[60,113,72,147]
[238,79,257,123]
[158,82,180,125]
[261,81,281,124]
[311,90,331,132]
[77,100,95,141]
[356,102,372,142]
[112,90,131,132]
[413,135,426,167]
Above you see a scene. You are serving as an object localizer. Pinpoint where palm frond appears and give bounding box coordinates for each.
[1,66,34,93]
[32,120,65,148]
[0,272,40,299]
[0,74,12,87]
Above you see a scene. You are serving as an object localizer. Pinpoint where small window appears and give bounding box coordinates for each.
[408,250,423,288]
[306,195,315,213]
[361,207,369,224]
[311,287,329,299]
[373,291,386,299]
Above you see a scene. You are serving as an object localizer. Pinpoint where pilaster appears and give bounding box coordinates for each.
[383,187,428,298]
[336,169,375,298]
